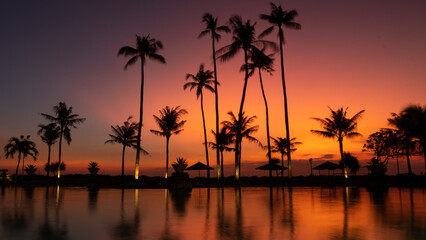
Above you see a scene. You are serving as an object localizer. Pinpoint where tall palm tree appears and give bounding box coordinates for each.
[4,135,38,179]
[38,124,60,177]
[217,15,276,176]
[244,49,274,177]
[105,116,148,177]
[184,64,215,179]
[199,13,230,179]
[222,111,261,179]
[270,137,301,177]
[118,35,166,180]
[387,106,425,175]
[150,106,187,179]
[41,102,85,179]
[208,127,235,178]
[260,3,301,178]
[398,104,426,172]
[311,107,365,178]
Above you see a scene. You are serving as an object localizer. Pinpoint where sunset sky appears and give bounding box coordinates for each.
[1,0,425,177]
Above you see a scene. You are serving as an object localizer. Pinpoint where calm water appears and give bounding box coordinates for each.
[0,186,425,240]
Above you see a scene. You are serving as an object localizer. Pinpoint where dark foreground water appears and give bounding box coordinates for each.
[0,186,425,240]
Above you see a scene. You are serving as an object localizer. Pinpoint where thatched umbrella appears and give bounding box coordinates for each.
[256,163,287,177]
[313,161,341,176]
[186,161,213,177]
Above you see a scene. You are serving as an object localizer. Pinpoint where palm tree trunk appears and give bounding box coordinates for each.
[165,137,170,179]
[278,27,293,179]
[239,142,242,174]
[135,58,145,180]
[47,144,51,177]
[200,93,210,179]
[258,68,272,178]
[212,35,221,180]
[281,153,284,177]
[58,130,63,178]
[396,156,400,175]
[15,152,21,181]
[220,150,224,178]
[406,145,412,175]
[122,145,126,177]
[22,156,25,176]
[339,138,348,178]
[421,140,426,173]
[234,140,239,180]
[234,49,250,180]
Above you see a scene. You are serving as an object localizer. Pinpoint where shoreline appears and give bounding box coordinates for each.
[2,174,425,189]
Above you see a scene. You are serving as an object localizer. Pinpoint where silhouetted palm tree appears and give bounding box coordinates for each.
[260,3,301,178]
[105,116,148,177]
[4,135,38,179]
[150,106,188,178]
[208,127,235,178]
[222,111,261,179]
[184,64,215,179]
[199,13,230,179]
[217,15,276,176]
[118,35,166,180]
[311,107,365,178]
[38,124,60,177]
[398,104,426,172]
[244,49,274,177]
[270,137,301,177]
[387,106,424,175]
[41,102,85,178]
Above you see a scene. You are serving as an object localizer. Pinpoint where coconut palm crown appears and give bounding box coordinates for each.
[270,137,301,177]
[222,111,261,179]
[150,106,188,179]
[118,34,166,180]
[311,107,364,178]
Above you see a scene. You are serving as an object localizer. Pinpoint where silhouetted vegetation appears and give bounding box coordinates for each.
[259,3,301,178]
[388,104,426,174]
[105,116,148,177]
[245,48,275,177]
[340,152,360,176]
[209,127,234,178]
[4,135,38,180]
[199,13,230,180]
[38,124,60,177]
[217,15,276,179]
[270,137,301,177]
[118,35,166,180]
[184,64,215,178]
[41,102,85,178]
[311,107,364,178]
[222,111,261,179]
[151,106,188,178]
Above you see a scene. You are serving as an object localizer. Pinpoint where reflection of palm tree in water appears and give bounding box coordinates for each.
[37,186,68,240]
[87,188,99,213]
[161,189,180,240]
[111,188,140,240]
[2,188,28,237]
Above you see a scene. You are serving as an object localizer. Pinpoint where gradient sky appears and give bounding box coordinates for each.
[1,0,425,176]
